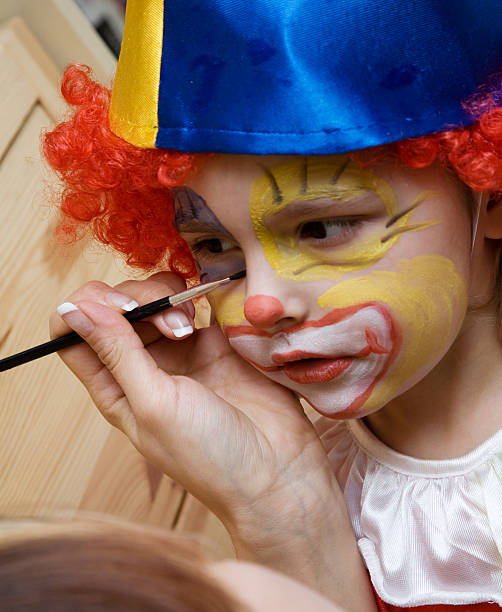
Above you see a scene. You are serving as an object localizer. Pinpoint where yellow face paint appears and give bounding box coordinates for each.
[207,155,465,418]
[317,255,467,413]
[249,157,440,281]
[208,290,246,326]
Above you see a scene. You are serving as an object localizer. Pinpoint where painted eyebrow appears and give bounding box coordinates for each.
[264,191,386,228]
[259,164,283,204]
[258,156,351,204]
[172,187,233,236]
[175,218,227,234]
[332,158,350,184]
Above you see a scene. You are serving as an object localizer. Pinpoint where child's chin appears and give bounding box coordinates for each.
[304,401,375,420]
[300,370,433,420]
[292,380,405,420]
[292,389,374,420]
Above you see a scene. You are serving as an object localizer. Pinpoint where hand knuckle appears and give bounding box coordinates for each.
[115,278,174,304]
[61,281,113,311]
[63,281,104,306]
[150,271,186,291]
[82,280,110,297]
[140,283,177,305]
[102,402,124,429]
[94,337,123,373]
[114,279,136,294]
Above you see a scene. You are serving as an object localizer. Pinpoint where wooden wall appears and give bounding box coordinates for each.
[0,7,234,561]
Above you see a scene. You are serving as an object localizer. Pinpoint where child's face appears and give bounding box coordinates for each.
[176,154,472,418]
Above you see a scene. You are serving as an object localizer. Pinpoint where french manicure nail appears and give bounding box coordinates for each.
[57,302,78,316]
[105,291,139,311]
[163,311,193,338]
[56,302,95,335]
[172,326,193,338]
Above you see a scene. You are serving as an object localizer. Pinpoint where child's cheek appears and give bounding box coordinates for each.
[207,290,246,327]
[317,254,468,413]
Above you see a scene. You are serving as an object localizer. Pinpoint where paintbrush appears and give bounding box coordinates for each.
[0,270,246,372]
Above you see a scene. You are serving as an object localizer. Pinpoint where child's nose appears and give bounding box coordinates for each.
[244,294,284,328]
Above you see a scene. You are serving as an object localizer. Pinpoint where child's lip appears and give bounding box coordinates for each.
[226,303,397,378]
[271,349,349,365]
[282,357,354,384]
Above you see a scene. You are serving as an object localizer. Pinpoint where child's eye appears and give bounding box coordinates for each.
[296,218,362,245]
[192,237,236,255]
[189,236,244,282]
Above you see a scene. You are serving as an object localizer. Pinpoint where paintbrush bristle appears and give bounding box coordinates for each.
[229,269,246,281]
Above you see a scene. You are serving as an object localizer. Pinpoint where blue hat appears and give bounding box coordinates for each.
[109,0,502,154]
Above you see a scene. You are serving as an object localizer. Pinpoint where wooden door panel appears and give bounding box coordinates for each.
[0,19,183,527]
[0,15,233,554]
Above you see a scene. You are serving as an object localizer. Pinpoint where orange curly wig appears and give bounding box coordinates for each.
[43,65,502,281]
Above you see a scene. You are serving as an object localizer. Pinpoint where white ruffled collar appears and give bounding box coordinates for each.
[319,417,502,607]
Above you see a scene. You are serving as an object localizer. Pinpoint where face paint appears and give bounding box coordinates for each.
[185,155,467,419]
[244,295,284,328]
[249,157,440,282]
[224,256,466,418]
[315,254,467,415]
[172,186,244,282]
[172,186,230,236]
[208,289,246,326]
[226,302,398,417]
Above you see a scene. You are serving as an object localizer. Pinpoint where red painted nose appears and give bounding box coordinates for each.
[244,294,284,328]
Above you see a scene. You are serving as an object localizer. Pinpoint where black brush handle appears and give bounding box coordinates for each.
[0,296,175,372]
[0,332,82,370]
[0,270,245,372]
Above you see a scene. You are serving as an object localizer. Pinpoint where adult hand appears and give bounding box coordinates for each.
[50,271,376,610]
[50,272,331,519]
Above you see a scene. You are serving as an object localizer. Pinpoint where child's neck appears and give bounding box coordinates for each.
[363,302,502,459]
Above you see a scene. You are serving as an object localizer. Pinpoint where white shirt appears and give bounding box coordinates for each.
[317,418,502,607]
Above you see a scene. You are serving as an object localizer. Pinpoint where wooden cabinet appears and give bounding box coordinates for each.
[0,4,234,560]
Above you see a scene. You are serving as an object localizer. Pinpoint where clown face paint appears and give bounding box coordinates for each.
[225,255,466,417]
[172,186,244,282]
[183,154,470,418]
[314,255,467,415]
[226,302,400,417]
[249,157,440,281]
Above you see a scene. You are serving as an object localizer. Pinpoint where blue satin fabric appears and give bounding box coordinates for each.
[156,0,502,154]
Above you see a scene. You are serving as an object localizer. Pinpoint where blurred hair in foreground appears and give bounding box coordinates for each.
[0,514,246,611]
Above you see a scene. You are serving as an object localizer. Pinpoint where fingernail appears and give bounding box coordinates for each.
[57,302,95,335]
[163,311,193,338]
[105,291,139,312]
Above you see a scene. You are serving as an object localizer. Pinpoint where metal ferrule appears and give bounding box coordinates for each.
[168,277,231,307]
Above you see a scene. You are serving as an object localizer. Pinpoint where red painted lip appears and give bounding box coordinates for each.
[226,301,403,417]
[283,357,353,384]
[271,349,335,365]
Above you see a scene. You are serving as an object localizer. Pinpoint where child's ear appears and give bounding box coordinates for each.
[484,193,502,239]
